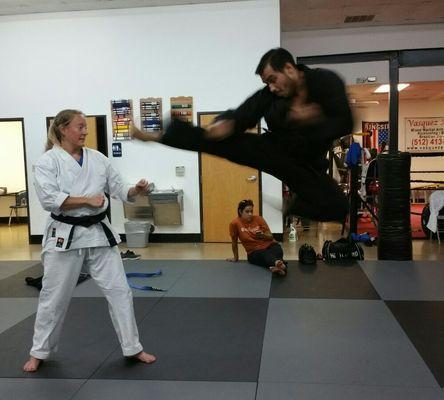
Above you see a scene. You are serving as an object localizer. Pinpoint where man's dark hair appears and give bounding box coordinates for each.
[255,47,297,75]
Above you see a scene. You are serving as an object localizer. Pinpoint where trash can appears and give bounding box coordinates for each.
[124,221,151,248]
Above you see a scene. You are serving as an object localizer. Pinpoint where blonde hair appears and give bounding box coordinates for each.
[46,109,84,151]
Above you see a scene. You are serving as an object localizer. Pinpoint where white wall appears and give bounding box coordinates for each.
[0,121,26,194]
[282,24,444,58]
[0,0,281,236]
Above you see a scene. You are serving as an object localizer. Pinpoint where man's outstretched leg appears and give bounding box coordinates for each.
[132,118,348,222]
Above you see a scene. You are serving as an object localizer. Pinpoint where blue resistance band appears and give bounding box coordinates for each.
[126,270,165,291]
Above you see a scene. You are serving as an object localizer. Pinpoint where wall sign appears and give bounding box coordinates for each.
[362,121,389,151]
[112,142,122,157]
[404,117,444,153]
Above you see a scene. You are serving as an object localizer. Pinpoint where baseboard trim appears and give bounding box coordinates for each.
[31,233,280,245]
[31,233,204,245]
[121,233,203,243]
[0,217,28,224]
[30,235,43,244]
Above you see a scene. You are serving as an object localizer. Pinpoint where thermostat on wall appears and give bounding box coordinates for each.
[175,166,185,177]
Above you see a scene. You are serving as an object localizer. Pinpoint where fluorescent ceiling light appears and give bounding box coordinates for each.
[374,83,410,93]
[349,99,380,105]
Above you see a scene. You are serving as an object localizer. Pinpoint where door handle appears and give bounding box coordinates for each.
[246,175,257,182]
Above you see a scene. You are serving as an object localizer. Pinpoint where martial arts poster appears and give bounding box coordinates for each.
[362,121,389,152]
[404,117,444,153]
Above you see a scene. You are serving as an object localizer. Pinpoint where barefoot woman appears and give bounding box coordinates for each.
[23,110,155,372]
[228,199,287,275]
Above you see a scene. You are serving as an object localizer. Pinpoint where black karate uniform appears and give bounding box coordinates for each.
[162,65,353,221]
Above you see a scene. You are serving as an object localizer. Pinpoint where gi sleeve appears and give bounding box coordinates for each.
[216,87,271,134]
[105,162,134,203]
[33,156,69,212]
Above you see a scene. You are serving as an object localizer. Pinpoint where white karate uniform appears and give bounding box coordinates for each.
[30,145,143,359]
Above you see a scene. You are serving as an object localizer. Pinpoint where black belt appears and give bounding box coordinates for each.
[50,211,117,249]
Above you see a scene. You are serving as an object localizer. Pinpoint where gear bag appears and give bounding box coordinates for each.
[298,243,317,265]
[322,238,364,263]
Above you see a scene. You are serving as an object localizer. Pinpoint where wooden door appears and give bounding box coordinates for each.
[199,112,260,242]
[85,117,98,149]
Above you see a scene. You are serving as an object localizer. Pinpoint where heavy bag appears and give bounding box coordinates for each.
[298,243,317,265]
[322,238,364,263]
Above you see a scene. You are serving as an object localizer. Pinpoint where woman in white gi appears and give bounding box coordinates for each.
[23,109,156,372]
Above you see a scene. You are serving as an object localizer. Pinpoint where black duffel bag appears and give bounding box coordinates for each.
[298,243,317,265]
[322,238,364,263]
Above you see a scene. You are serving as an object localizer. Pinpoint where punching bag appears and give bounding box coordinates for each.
[377,152,412,260]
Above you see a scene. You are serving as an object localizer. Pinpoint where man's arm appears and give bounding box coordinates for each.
[311,69,354,141]
[290,69,353,143]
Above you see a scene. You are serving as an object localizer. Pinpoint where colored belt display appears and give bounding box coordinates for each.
[126,270,165,291]
[50,211,117,249]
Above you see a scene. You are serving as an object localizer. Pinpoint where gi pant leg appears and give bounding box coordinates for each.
[30,247,143,359]
[30,249,84,359]
[85,247,143,356]
[163,119,347,221]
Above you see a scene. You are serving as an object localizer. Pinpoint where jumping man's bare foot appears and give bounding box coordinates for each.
[129,351,157,364]
[22,356,42,372]
[129,123,162,142]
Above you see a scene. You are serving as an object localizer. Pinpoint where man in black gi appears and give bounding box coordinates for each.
[131,47,353,221]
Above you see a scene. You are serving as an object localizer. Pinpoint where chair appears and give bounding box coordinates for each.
[427,191,444,244]
[436,213,444,244]
[8,190,27,226]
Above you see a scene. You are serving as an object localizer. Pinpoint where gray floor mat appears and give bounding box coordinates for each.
[270,260,380,299]
[0,297,159,379]
[360,260,444,300]
[92,297,268,382]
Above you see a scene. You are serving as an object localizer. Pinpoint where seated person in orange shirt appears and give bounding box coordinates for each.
[228,199,287,276]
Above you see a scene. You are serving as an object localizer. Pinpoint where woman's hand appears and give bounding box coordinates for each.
[87,195,105,208]
[255,230,273,240]
[128,179,149,197]
[135,179,149,194]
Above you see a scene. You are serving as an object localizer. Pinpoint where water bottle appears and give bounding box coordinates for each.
[288,223,297,242]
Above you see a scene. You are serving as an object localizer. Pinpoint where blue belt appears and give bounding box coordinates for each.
[126,270,165,291]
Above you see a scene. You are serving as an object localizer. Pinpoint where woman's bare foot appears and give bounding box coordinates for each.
[129,351,156,364]
[129,123,162,142]
[22,356,42,372]
[269,260,287,276]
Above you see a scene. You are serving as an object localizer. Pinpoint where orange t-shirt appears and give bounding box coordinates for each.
[229,215,276,255]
